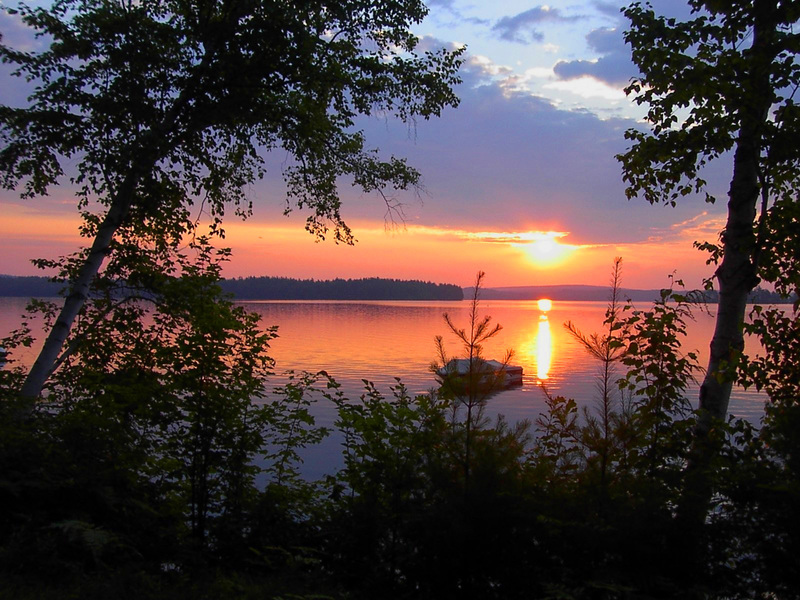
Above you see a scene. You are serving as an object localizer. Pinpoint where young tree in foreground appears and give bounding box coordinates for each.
[565,257,626,494]
[432,271,514,490]
[0,235,334,584]
[0,0,463,401]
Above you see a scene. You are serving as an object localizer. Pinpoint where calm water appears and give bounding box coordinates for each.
[238,299,766,421]
[0,297,768,477]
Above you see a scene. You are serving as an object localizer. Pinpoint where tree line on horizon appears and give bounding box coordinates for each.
[6,273,794,304]
[467,283,796,304]
[219,276,464,301]
[0,274,463,301]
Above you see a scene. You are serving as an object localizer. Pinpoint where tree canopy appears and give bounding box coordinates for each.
[0,0,463,398]
[618,0,800,429]
[618,0,800,566]
[1,0,462,240]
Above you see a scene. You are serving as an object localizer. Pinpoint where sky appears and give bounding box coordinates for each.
[0,1,733,290]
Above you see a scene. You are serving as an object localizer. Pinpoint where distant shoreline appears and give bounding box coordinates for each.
[466,284,795,304]
[1,275,794,304]
[0,274,464,302]
[466,284,663,302]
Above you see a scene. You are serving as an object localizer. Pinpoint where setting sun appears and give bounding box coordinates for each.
[531,237,559,259]
[511,231,577,267]
[537,298,553,312]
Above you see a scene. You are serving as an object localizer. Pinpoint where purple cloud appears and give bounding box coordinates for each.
[553,27,638,88]
[240,34,734,249]
[304,53,734,248]
[492,6,581,44]
[0,10,48,108]
[591,1,626,20]
[551,1,704,88]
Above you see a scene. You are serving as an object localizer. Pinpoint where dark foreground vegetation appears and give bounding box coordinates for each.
[1,251,799,599]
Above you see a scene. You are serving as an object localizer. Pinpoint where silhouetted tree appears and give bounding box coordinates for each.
[618,0,800,540]
[0,0,463,401]
[433,271,514,490]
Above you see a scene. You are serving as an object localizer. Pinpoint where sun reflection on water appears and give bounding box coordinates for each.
[535,315,552,382]
[518,300,555,384]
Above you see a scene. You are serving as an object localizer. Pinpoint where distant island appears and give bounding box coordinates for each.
[219,276,464,301]
[0,275,64,297]
[0,274,463,301]
[2,274,794,303]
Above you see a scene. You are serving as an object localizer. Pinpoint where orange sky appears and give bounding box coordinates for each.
[0,203,721,290]
[214,218,721,289]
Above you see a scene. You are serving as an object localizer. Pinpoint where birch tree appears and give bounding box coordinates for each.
[0,0,463,401]
[618,0,800,443]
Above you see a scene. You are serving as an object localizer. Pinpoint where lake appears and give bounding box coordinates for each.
[242,298,765,415]
[0,296,768,478]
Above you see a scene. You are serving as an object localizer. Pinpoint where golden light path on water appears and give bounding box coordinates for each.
[0,296,768,427]
[535,315,552,382]
[534,299,553,382]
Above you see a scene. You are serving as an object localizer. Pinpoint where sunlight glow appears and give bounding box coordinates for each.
[511,231,576,266]
[537,298,553,312]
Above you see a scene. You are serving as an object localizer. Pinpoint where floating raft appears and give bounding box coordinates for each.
[436,358,523,390]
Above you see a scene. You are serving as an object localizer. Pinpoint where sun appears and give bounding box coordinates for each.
[513,231,575,266]
[530,238,560,261]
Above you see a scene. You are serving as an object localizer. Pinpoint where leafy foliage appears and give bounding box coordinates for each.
[730,305,800,595]
[0,235,331,589]
[619,1,800,209]
[0,0,463,242]
[618,4,800,554]
[618,0,800,443]
[0,0,464,401]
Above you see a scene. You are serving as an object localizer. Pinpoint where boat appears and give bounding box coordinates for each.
[435,358,523,392]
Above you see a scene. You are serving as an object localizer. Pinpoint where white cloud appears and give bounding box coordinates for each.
[465,54,514,78]
[544,76,626,101]
[523,67,555,80]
